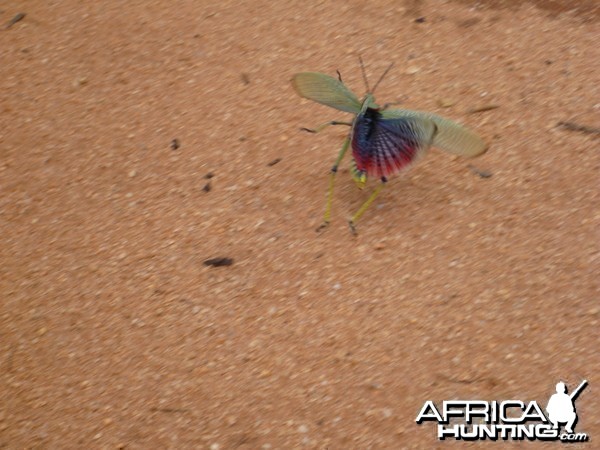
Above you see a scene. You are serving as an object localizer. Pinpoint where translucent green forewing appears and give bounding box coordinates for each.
[381,109,488,158]
[292,72,364,114]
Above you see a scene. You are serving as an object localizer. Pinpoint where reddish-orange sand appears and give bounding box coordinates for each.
[1,1,598,448]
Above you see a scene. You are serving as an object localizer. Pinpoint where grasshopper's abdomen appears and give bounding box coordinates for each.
[351,108,433,179]
[352,108,380,151]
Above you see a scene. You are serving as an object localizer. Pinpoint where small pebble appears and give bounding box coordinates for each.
[468,165,493,178]
[73,77,88,87]
[437,98,455,108]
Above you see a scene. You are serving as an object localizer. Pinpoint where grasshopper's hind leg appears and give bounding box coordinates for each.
[348,177,387,235]
[316,135,351,232]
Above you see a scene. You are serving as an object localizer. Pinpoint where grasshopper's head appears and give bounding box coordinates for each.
[360,93,379,113]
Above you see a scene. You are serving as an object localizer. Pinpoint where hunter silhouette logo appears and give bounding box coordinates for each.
[546,380,587,434]
[416,380,589,442]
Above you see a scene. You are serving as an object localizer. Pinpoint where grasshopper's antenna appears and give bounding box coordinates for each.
[358,56,394,94]
[358,55,371,93]
[372,62,395,94]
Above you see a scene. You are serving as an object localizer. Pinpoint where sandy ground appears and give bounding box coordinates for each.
[1,0,599,448]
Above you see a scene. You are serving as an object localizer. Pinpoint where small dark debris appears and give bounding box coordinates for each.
[301,127,317,133]
[202,182,211,192]
[239,136,247,141]
[468,165,493,178]
[414,17,426,23]
[267,158,281,167]
[203,257,233,267]
[241,73,250,85]
[170,139,180,150]
[204,172,214,179]
[557,121,600,136]
[544,59,553,65]
[4,12,25,29]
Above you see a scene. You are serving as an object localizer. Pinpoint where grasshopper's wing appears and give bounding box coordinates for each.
[292,72,362,114]
[381,109,488,157]
[353,116,437,179]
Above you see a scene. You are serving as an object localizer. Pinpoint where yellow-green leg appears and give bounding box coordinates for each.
[316,135,351,231]
[348,179,387,235]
